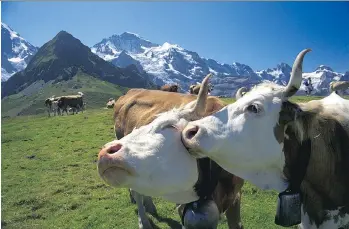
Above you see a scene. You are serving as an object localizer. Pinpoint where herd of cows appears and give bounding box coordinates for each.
[95,49,349,229]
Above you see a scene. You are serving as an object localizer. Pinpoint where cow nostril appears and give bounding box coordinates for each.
[185,126,199,140]
[106,143,122,154]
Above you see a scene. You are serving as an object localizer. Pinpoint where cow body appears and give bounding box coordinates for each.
[329,80,349,95]
[57,93,84,115]
[98,75,244,229]
[160,84,179,92]
[180,49,349,228]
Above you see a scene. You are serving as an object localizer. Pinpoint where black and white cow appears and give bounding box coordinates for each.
[181,49,349,229]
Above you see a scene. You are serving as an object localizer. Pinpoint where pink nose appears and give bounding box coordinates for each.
[182,125,199,140]
[97,142,135,187]
[98,142,122,160]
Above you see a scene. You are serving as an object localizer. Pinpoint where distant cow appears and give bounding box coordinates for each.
[160,84,180,92]
[44,96,61,117]
[98,74,244,229]
[57,92,84,115]
[189,82,214,95]
[106,98,115,109]
[329,80,349,95]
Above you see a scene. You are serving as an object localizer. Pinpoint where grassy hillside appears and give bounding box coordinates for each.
[1,72,128,117]
[4,96,343,229]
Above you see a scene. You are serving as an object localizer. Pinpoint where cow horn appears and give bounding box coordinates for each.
[284,48,312,98]
[235,87,248,100]
[192,73,212,116]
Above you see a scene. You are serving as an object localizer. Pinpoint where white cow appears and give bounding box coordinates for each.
[181,49,349,229]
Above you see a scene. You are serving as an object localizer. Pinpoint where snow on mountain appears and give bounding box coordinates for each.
[257,63,346,95]
[1,23,38,82]
[91,32,157,61]
[92,32,262,94]
[256,63,292,85]
[300,65,345,95]
[92,32,347,96]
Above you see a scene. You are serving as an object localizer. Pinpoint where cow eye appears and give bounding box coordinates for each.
[246,104,261,114]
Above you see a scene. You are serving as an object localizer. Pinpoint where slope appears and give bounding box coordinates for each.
[1,72,128,117]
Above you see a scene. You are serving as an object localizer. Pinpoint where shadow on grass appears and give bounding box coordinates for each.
[133,209,182,229]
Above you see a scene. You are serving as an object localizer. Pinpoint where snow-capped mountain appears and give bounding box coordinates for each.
[1,23,38,82]
[92,32,261,94]
[257,64,346,95]
[256,63,292,85]
[92,32,347,96]
[300,65,345,95]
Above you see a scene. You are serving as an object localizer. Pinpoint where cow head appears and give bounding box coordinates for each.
[44,98,52,107]
[97,74,216,204]
[181,49,312,191]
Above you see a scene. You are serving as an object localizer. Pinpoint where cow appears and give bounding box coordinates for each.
[329,80,349,95]
[44,96,61,117]
[180,49,349,229]
[160,84,180,93]
[106,98,115,109]
[98,74,244,229]
[189,82,214,95]
[57,92,84,115]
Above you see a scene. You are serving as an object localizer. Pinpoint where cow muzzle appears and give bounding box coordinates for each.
[97,142,135,188]
[181,124,206,158]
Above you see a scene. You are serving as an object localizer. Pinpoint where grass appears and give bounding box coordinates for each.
[2,95,348,229]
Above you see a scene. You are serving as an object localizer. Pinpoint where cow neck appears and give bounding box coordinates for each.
[194,158,222,199]
[282,125,311,195]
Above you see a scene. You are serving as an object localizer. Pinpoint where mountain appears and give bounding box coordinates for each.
[92,32,347,96]
[2,31,154,98]
[300,65,345,95]
[91,32,261,93]
[257,64,346,95]
[256,63,292,85]
[1,23,38,82]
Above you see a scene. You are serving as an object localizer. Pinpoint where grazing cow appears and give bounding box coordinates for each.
[181,49,349,229]
[329,80,349,95]
[160,84,180,93]
[51,100,61,116]
[189,82,214,95]
[98,74,244,229]
[106,98,115,109]
[44,96,61,116]
[57,92,84,115]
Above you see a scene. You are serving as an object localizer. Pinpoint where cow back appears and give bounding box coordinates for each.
[114,89,226,137]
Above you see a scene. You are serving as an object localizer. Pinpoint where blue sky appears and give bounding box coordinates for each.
[2,1,349,73]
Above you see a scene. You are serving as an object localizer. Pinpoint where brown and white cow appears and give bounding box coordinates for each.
[329,80,349,95]
[160,84,180,93]
[98,74,244,229]
[181,49,349,229]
